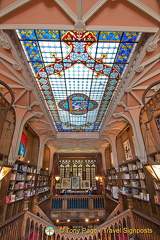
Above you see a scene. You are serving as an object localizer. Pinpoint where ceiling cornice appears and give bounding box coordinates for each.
[99,33,155,136]
[82,0,108,23]
[54,0,78,22]
[3,30,57,136]
[0,0,32,18]
[127,0,160,23]
[57,132,99,139]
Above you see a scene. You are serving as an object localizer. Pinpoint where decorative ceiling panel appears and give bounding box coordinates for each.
[17,30,141,132]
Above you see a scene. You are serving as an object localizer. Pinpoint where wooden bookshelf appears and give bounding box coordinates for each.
[35,168,50,198]
[105,167,118,196]
[119,158,149,201]
[6,160,37,203]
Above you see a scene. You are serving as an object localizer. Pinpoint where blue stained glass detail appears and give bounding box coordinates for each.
[54,63,63,70]
[86,59,94,67]
[95,64,103,71]
[18,29,36,40]
[46,67,54,74]
[42,85,50,90]
[108,86,115,91]
[122,32,139,42]
[103,68,112,75]
[36,30,60,40]
[17,29,141,132]
[110,79,117,85]
[63,59,72,67]
[39,72,47,78]
[74,42,85,52]
[115,43,134,63]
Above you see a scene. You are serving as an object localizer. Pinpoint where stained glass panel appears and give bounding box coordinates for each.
[17,30,141,132]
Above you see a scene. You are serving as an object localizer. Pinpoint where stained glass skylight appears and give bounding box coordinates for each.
[17,30,141,132]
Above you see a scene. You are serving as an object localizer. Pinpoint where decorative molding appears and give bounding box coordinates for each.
[126,0,160,23]
[124,87,132,93]
[0,36,10,49]
[131,58,160,87]
[78,0,82,20]
[100,33,155,135]
[146,42,158,52]
[13,63,21,70]
[5,31,57,136]
[57,132,99,138]
[74,20,86,33]
[135,65,144,72]
[54,0,78,23]
[112,113,124,118]
[82,0,108,23]
[0,0,32,18]
[0,25,158,33]
[0,24,74,30]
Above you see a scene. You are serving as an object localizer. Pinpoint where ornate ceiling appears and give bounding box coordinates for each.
[17,29,140,132]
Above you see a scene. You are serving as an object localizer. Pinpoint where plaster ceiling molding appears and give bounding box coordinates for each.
[25,86,32,91]
[117,101,126,108]
[126,0,160,23]
[0,0,32,18]
[147,42,158,52]
[32,112,43,118]
[131,55,160,88]
[100,35,144,132]
[82,0,108,23]
[57,132,99,139]
[124,87,132,93]
[8,33,57,135]
[135,65,145,73]
[13,63,21,71]
[112,113,124,118]
[0,32,10,49]
[54,0,78,23]
[74,20,86,33]
[0,52,21,70]
[30,101,40,107]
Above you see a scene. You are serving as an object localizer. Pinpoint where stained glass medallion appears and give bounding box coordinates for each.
[17,30,141,132]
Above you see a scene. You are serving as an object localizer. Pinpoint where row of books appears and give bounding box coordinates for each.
[13,164,36,173]
[10,173,35,181]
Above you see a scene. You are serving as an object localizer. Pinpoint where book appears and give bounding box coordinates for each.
[10,195,16,202]
[6,196,11,203]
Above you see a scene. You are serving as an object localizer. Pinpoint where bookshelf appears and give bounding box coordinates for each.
[120,158,149,201]
[154,181,160,204]
[6,161,37,203]
[35,169,50,198]
[105,168,118,196]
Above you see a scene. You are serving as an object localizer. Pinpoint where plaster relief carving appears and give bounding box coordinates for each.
[0,37,10,49]
[33,112,43,118]
[112,113,123,118]
[13,63,21,71]
[74,20,86,33]
[147,42,158,52]
[25,86,32,91]
[125,87,132,93]
[135,65,144,72]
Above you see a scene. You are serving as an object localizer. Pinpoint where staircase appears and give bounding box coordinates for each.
[0,195,160,240]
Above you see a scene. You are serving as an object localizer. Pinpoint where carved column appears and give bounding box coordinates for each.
[32,194,39,214]
[127,195,133,210]
[128,108,147,162]
[99,146,107,172]
[107,134,119,170]
[23,197,29,211]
